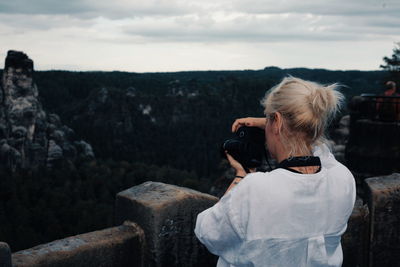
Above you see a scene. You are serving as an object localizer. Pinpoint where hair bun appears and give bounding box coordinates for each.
[310,84,343,123]
[262,76,344,155]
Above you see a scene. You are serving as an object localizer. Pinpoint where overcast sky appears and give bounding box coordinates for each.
[0,0,399,72]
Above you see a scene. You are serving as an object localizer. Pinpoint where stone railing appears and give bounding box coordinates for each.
[350,94,400,122]
[346,96,400,180]
[10,223,145,267]
[1,174,400,267]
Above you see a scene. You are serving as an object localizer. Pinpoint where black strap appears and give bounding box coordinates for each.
[277,156,321,174]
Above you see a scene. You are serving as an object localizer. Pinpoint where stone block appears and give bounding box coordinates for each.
[0,242,11,267]
[342,196,369,267]
[364,173,400,267]
[12,222,145,267]
[346,119,400,176]
[115,182,219,267]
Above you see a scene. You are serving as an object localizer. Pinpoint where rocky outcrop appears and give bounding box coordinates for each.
[0,50,94,171]
[333,115,350,146]
[328,115,350,164]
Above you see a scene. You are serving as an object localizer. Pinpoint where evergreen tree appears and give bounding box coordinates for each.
[381,43,400,84]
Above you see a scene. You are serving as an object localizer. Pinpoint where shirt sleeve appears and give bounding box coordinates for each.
[194,180,250,264]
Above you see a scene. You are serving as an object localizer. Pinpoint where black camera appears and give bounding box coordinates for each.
[221,126,267,170]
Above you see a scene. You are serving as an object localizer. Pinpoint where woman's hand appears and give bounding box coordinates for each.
[231,117,266,133]
[224,151,248,195]
[225,151,247,177]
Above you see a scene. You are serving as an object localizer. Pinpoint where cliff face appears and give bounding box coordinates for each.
[0,50,94,171]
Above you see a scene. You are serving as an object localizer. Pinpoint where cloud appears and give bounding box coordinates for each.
[231,0,400,17]
[0,0,398,72]
[0,0,398,44]
[118,11,398,43]
[4,0,398,20]
[0,14,95,33]
[0,0,193,18]
[0,0,92,15]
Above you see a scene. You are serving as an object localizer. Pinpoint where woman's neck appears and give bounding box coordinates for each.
[276,146,320,174]
[276,149,313,163]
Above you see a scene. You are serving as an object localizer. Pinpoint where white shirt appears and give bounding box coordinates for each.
[195,144,356,267]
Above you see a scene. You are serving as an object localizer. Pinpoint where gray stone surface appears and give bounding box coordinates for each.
[74,140,95,159]
[0,50,94,171]
[0,242,11,267]
[46,140,63,167]
[115,181,219,267]
[342,196,369,267]
[12,223,145,267]
[333,115,350,145]
[364,173,400,267]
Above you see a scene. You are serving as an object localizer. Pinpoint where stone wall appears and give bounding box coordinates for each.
[2,176,400,267]
[11,223,145,267]
[0,242,11,267]
[342,196,369,267]
[364,173,400,267]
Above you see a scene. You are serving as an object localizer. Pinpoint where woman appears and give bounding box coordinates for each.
[195,77,356,267]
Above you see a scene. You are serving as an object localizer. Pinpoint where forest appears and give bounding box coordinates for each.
[31,67,386,176]
[0,64,392,251]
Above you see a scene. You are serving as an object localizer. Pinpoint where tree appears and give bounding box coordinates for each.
[380,43,400,84]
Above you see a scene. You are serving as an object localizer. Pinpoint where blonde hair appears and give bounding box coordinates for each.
[261,76,344,156]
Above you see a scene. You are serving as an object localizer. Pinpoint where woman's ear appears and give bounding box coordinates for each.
[274,112,283,135]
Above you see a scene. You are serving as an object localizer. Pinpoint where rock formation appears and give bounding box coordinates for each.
[0,50,94,171]
[330,114,350,163]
